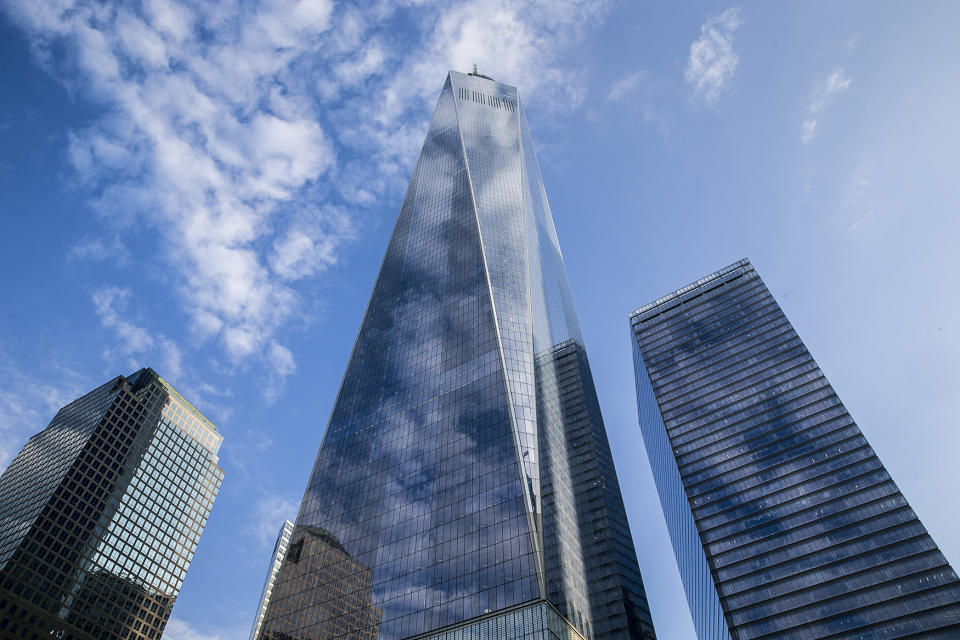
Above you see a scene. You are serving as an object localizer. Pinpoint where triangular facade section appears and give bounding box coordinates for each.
[259,75,541,640]
[450,70,543,538]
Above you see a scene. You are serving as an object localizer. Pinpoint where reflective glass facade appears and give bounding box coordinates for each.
[419,601,584,640]
[0,368,224,640]
[251,520,297,640]
[630,259,960,639]
[258,70,655,640]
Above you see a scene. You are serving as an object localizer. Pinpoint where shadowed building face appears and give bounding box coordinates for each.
[256,70,656,640]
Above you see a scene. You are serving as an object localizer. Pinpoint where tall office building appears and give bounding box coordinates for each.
[0,368,224,640]
[263,525,383,640]
[257,70,656,640]
[250,520,296,640]
[630,258,960,639]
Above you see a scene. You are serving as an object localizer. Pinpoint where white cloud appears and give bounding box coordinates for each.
[839,160,872,232]
[607,70,648,102]
[161,618,232,640]
[221,427,272,478]
[335,40,387,87]
[5,0,611,401]
[247,493,299,547]
[802,68,852,143]
[601,69,668,134]
[92,287,157,355]
[269,206,353,282]
[68,235,129,264]
[268,342,295,378]
[685,7,743,104]
[91,286,184,380]
[6,0,338,382]
[0,359,88,468]
[264,341,297,404]
[338,0,611,174]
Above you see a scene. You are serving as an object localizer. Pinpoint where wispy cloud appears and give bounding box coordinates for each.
[601,69,668,134]
[802,68,852,143]
[331,0,612,183]
[221,427,272,479]
[68,235,129,265]
[840,160,872,232]
[162,618,236,640]
[685,7,743,104]
[3,0,609,402]
[264,342,296,405]
[247,493,299,547]
[0,355,88,468]
[7,0,340,398]
[606,70,648,102]
[91,286,183,380]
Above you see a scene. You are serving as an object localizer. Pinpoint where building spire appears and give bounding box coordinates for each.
[467,64,493,81]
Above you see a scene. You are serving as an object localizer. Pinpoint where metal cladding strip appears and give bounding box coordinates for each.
[515,88,548,570]
[452,71,542,531]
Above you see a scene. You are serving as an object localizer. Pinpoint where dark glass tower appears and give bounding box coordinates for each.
[258,70,655,640]
[630,258,960,639]
[0,368,224,640]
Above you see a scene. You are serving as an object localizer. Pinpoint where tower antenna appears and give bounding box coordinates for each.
[468,64,492,81]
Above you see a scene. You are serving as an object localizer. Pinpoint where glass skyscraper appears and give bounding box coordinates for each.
[257,70,656,640]
[250,520,296,640]
[630,258,960,639]
[0,368,224,640]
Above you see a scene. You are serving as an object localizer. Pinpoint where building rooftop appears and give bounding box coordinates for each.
[629,258,752,324]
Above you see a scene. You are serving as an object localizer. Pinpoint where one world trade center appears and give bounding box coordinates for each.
[257,69,656,640]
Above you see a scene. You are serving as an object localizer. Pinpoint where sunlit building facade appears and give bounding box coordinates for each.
[257,70,656,640]
[630,258,960,639]
[0,368,224,640]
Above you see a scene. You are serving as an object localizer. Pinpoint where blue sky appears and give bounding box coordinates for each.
[1,2,959,638]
